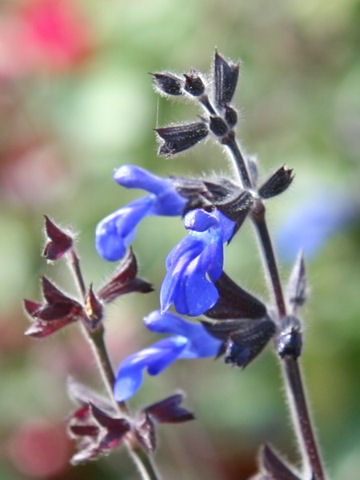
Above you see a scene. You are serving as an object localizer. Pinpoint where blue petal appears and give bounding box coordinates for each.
[144,310,198,336]
[160,244,202,312]
[165,235,202,270]
[113,165,169,195]
[113,336,187,401]
[150,189,187,216]
[95,197,153,261]
[143,310,221,359]
[113,165,186,216]
[217,211,236,242]
[177,254,219,316]
[201,229,224,281]
[184,209,218,232]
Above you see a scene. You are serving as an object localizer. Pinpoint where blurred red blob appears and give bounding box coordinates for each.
[0,138,68,208]
[0,0,92,77]
[8,419,71,478]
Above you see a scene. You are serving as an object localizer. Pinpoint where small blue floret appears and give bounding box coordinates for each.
[95,165,186,261]
[160,209,235,316]
[113,310,221,401]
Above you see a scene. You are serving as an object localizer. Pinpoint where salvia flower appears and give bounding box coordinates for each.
[160,209,235,316]
[113,310,221,401]
[95,165,187,261]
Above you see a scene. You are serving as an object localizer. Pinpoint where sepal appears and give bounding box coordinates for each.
[205,273,266,320]
[257,444,301,480]
[258,166,294,199]
[209,116,228,137]
[203,317,275,368]
[97,249,153,304]
[24,277,84,338]
[184,72,205,96]
[152,72,183,96]
[135,393,194,452]
[84,285,103,330]
[276,316,302,359]
[156,122,208,156]
[143,393,195,424]
[43,215,73,261]
[286,250,307,314]
[214,51,240,107]
[224,105,238,127]
[68,402,130,464]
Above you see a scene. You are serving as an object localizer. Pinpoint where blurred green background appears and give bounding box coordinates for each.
[0,0,359,479]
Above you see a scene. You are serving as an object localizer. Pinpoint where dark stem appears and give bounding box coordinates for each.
[283,357,325,480]
[251,205,286,317]
[67,249,161,480]
[199,94,216,115]
[227,142,325,479]
[89,325,129,414]
[221,132,252,189]
[68,249,87,299]
[252,208,325,480]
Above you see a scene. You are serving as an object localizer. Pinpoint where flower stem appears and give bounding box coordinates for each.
[283,357,325,480]
[68,249,87,299]
[252,208,325,480]
[251,205,286,317]
[222,132,252,189]
[227,141,325,480]
[67,248,161,480]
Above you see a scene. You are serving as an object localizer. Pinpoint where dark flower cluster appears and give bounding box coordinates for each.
[24,217,152,337]
[67,378,193,463]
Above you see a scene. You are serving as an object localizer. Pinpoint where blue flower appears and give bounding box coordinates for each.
[277,190,357,261]
[113,310,221,401]
[96,165,187,261]
[160,209,235,316]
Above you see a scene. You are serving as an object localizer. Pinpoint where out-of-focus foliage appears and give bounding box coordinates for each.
[0,0,359,479]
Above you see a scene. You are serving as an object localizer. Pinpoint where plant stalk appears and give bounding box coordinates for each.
[67,248,161,480]
[226,140,325,480]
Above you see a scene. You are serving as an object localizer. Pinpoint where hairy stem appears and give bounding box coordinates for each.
[222,132,252,189]
[253,209,325,480]
[226,141,325,480]
[283,357,325,480]
[67,249,161,480]
[251,205,286,317]
[68,249,87,299]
